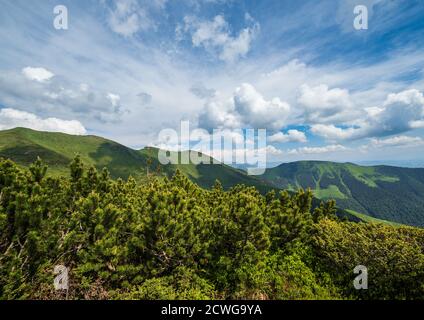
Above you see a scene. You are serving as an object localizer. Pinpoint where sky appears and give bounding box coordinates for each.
[1,0,424,166]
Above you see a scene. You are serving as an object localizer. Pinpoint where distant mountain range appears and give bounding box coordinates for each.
[355,160,424,168]
[261,161,424,227]
[1,127,424,227]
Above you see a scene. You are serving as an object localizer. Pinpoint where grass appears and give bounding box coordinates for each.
[314,185,348,199]
[260,160,424,227]
[262,160,400,198]
[345,209,404,227]
[0,127,273,192]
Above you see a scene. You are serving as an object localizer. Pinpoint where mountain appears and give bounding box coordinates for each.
[261,161,424,227]
[2,128,424,227]
[0,127,272,192]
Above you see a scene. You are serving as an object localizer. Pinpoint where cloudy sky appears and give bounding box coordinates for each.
[1,0,424,165]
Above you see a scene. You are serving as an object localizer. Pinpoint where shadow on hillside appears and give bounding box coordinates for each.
[0,145,69,166]
[88,142,147,179]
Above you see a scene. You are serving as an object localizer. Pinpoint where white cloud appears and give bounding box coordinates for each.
[311,89,424,141]
[298,84,356,124]
[310,124,362,140]
[22,67,54,82]
[199,96,241,130]
[234,83,290,130]
[0,108,86,135]
[0,70,128,125]
[180,14,259,62]
[358,135,424,154]
[288,144,347,155]
[107,0,158,36]
[199,83,290,131]
[410,120,424,129]
[380,89,424,132]
[264,145,283,155]
[268,129,307,143]
[369,135,424,148]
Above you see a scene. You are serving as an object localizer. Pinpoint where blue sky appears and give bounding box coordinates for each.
[1,0,424,165]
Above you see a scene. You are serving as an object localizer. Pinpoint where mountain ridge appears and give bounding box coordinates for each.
[261,160,424,227]
[0,127,272,192]
[1,127,424,227]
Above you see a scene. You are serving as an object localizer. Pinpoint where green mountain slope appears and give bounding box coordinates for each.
[139,148,272,192]
[261,161,424,227]
[0,127,271,192]
[2,128,423,226]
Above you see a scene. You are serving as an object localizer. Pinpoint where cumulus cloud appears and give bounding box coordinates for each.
[311,89,424,141]
[379,89,424,131]
[268,129,307,143]
[298,84,356,124]
[179,14,259,62]
[264,145,283,155]
[234,83,290,130]
[0,108,86,135]
[199,83,290,131]
[199,96,241,130]
[310,124,362,140]
[22,67,54,82]
[287,144,347,155]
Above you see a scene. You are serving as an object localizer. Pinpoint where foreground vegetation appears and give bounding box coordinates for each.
[0,157,423,300]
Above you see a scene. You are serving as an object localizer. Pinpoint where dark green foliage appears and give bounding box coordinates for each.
[262,161,424,227]
[0,157,423,300]
[313,218,424,299]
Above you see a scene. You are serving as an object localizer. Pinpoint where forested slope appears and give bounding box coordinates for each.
[262,161,424,227]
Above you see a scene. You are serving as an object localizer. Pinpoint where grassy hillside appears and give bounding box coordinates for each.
[261,161,424,227]
[0,127,150,179]
[345,209,403,227]
[0,127,272,192]
[2,128,423,227]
